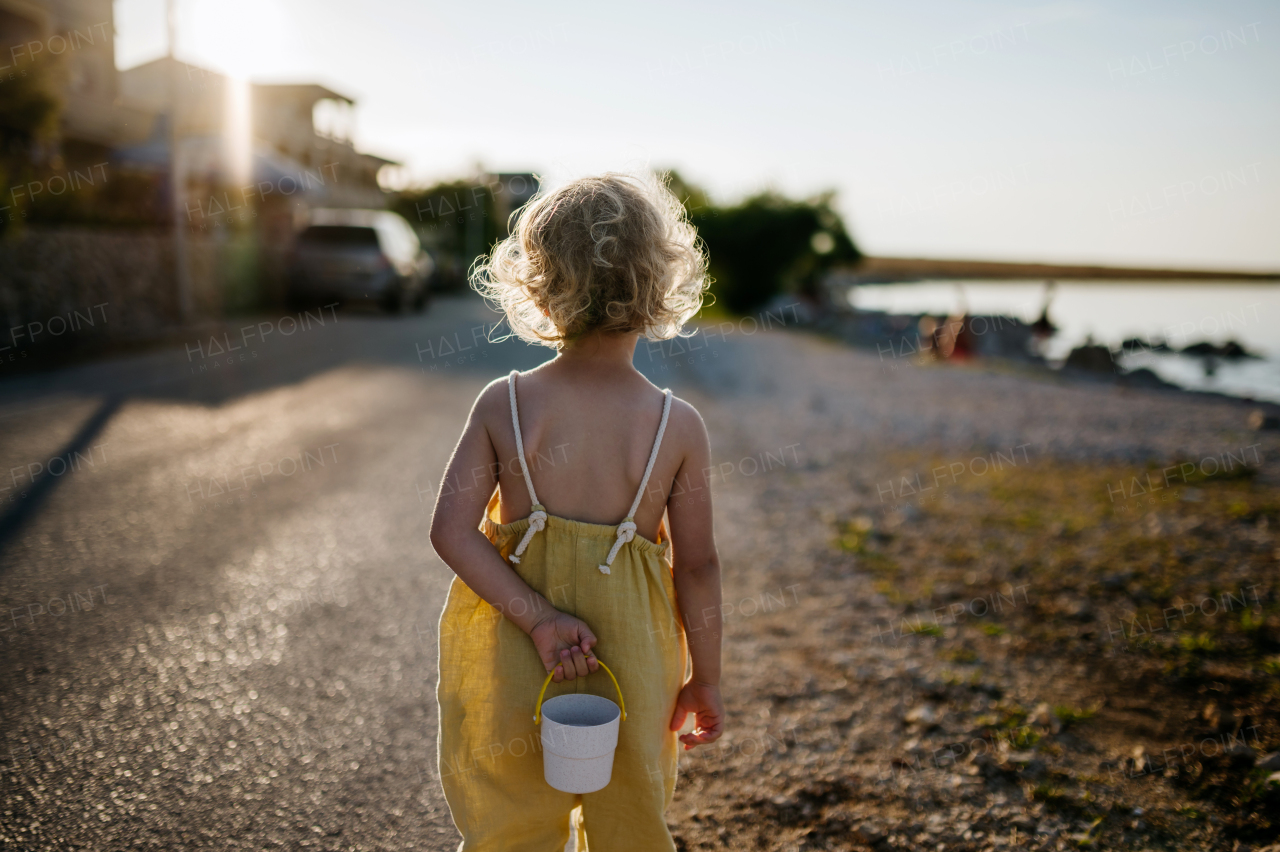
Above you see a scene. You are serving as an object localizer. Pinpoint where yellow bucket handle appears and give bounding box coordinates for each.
[534,653,626,724]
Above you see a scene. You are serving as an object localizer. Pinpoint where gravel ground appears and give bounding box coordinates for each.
[653,324,1279,851]
[1,295,1275,851]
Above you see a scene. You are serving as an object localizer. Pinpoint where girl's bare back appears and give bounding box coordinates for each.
[479,360,698,543]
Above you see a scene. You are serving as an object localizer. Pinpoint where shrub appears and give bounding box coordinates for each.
[667,171,860,315]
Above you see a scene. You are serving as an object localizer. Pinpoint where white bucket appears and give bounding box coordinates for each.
[538,693,621,793]
[534,655,627,794]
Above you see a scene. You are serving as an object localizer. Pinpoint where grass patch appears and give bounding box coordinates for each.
[1008,726,1042,750]
[1073,816,1106,848]
[1054,705,1097,728]
[941,647,978,663]
[1030,783,1067,804]
[905,622,943,638]
[1177,632,1219,654]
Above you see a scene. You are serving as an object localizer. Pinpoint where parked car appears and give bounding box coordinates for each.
[287,209,433,313]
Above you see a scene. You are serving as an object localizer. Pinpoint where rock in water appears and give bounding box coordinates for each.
[1063,345,1117,374]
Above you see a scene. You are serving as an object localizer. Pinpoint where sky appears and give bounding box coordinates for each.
[114,0,1279,272]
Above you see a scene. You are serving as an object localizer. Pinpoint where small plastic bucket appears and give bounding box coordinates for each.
[534,656,626,794]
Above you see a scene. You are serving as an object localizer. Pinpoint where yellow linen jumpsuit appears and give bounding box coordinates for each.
[436,370,687,851]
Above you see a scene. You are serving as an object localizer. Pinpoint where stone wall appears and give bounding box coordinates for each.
[0,227,285,350]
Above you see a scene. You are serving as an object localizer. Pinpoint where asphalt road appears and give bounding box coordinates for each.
[0,295,606,851]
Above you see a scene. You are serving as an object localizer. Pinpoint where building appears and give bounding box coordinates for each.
[0,0,395,214]
[0,0,403,330]
[118,61,394,211]
[0,0,154,165]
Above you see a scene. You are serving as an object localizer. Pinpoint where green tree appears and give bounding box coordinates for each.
[675,177,860,315]
[391,181,498,290]
[664,170,713,217]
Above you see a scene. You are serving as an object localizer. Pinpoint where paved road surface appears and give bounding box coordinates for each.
[0,296,600,851]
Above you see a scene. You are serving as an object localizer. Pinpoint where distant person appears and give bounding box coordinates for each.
[1031,280,1058,338]
[429,173,725,851]
[948,283,974,359]
[942,313,974,360]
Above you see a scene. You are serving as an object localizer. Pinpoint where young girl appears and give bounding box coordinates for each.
[430,173,725,851]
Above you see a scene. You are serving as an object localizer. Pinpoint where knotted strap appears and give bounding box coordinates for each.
[507,371,546,564]
[508,504,546,564]
[597,519,636,575]
[599,389,672,574]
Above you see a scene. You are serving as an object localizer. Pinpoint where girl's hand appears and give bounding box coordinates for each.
[529,611,600,683]
[669,680,724,749]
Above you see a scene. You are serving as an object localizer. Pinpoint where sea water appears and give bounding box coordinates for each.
[848,281,1278,403]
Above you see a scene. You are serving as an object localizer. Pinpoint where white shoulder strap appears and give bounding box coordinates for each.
[506,371,546,564]
[599,389,673,574]
[507,370,540,507]
[627,389,673,520]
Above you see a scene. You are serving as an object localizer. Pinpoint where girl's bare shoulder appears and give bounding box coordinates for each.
[468,377,512,433]
[663,394,711,461]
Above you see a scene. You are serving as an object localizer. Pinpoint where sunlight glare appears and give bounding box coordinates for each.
[224,75,252,188]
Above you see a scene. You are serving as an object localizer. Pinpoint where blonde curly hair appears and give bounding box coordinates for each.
[472,172,709,348]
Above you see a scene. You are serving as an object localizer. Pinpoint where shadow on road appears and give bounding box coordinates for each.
[0,394,124,560]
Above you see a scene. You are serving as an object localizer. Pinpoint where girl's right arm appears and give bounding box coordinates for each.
[429,381,599,683]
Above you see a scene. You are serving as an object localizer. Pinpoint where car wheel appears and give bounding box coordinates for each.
[286,282,311,312]
[382,283,405,314]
